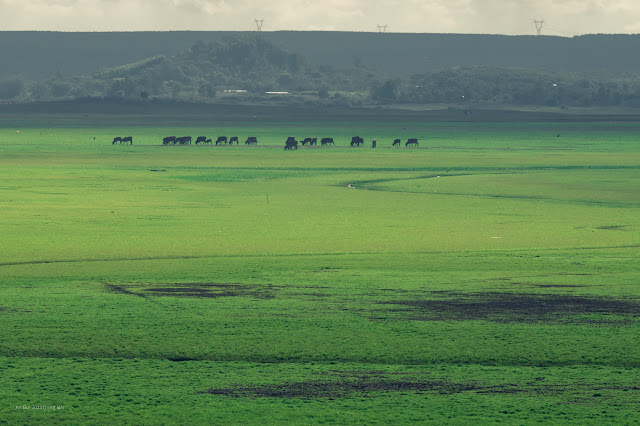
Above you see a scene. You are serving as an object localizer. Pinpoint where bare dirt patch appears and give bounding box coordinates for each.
[376,292,640,324]
[198,370,640,400]
[104,282,280,299]
[104,283,151,299]
[198,376,482,398]
[167,356,199,362]
[533,284,588,288]
[595,225,628,230]
[144,282,278,299]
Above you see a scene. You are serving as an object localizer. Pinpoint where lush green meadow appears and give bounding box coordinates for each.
[1,106,639,424]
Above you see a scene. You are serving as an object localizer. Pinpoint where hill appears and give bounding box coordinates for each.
[3,33,640,108]
[3,31,640,81]
[5,35,377,104]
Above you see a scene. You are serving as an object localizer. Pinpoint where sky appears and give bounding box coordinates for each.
[1,0,640,35]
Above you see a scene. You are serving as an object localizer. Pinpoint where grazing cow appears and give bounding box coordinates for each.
[350,136,364,147]
[245,136,258,145]
[122,136,133,145]
[406,138,418,147]
[195,136,207,145]
[112,137,122,145]
[215,136,227,145]
[205,138,212,145]
[163,136,176,145]
[177,136,192,145]
[284,136,298,150]
[301,137,313,146]
[229,136,239,145]
[393,139,401,147]
[321,137,334,146]
[310,137,317,146]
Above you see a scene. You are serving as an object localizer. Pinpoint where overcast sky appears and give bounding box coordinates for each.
[1,0,639,35]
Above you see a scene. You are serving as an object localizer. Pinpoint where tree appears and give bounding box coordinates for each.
[370,79,399,102]
[0,78,24,99]
[198,83,216,99]
[318,86,330,99]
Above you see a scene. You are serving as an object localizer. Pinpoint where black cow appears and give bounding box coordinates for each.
[350,136,364,147]
[321,137,334,146]
[301,137,313,146]
[216,136,227,145]
[229,136,239,145]
[284,136,298,150]
[195,136,207,145]
[406,138,418,147]
[121,136,133,145]
[310,137,317,146]
[177,136,192,145]
[112,137,121,145]
[393,139,401,147]
[163,136,176,145]
[245,137,258,145]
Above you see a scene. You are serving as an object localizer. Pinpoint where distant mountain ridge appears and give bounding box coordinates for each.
[4,33,640,108]
[0,35,380,103]
[2,31,640,81]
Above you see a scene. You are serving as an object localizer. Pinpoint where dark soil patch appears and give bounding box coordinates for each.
[377,292,640,324]
[104,281,279,299]
[143,282,278,299]
[198,370,640,400]
[289,292,333,298]
[103,283,151,299]
[198,378,482,399]
[533,284,588,288]
[595,225,628,230]
[167,356,199,362]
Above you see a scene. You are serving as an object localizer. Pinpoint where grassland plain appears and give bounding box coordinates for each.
[1,105,639,424]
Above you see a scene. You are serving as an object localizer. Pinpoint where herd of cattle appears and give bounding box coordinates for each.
[112,135,419,149]
[112,136,133,145]
[285,136,418,150]
[161,136,258,145]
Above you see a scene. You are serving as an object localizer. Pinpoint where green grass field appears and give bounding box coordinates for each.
[1,106,639,424]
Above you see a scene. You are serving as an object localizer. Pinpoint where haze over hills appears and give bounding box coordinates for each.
[2,31,640,81]
[2,32,640,108]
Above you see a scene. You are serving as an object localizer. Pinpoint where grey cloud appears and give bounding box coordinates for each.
[0,0,639,34]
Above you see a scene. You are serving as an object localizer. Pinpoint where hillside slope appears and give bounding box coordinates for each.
[2,31,640,81]
[4,33,640,108]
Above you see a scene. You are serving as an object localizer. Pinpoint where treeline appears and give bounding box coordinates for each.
[2,36,378,105]
[371,67,640,107]
[3,35,640,108]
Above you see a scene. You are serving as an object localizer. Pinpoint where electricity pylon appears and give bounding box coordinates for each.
[533,19,545,36]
